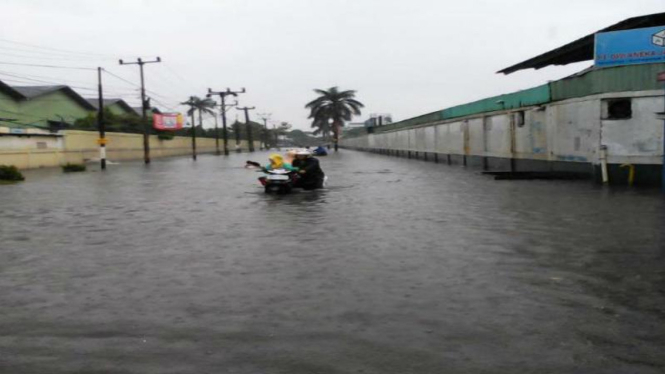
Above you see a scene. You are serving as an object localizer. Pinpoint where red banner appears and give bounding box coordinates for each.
[153,113,184,131]
[658,71,665,82]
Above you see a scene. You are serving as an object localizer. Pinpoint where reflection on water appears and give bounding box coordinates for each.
[1,150,664,374]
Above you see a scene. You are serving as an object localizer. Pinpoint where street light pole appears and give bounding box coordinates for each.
[119,57,161,164]
[97,67,106,170]
[237,106,256,152]
[207,88,245,155]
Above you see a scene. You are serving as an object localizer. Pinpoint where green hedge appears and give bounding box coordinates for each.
[62,163,86,172]
[0,165,25,181]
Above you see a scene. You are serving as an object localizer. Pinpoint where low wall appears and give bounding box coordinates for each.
[0,130,259,169]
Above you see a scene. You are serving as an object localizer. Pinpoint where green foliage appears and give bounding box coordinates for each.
[157,132,175,140]
[73,107,149,134]
[62,163,86,172]
[180,96,216,117]
[0,165,25,181]
[305,87,364,142]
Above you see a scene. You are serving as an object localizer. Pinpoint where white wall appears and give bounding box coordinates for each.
[341,90,663,167]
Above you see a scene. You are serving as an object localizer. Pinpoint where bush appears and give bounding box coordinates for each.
[62,163,86,172]
[158,132,174,141]
[0,165,25,181]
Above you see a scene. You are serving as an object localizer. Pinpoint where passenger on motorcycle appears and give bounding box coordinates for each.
[264,153,298,172]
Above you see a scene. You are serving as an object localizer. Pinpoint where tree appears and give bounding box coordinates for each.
[311,115,332,140]
[73,108,147,134]
[181,96,216,160]
[305,87,363,152]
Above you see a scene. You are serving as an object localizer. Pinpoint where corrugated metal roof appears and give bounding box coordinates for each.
[498,12,665,75]
[0,80,25,99]
[10,84,96,110]
[551,62,665,101]
[85,98,122,108]
[85,98,139,115]
[12,85,68,99]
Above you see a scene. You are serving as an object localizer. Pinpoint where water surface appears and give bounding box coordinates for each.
[1,151,664,373]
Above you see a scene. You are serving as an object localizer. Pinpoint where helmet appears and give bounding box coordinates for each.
[296,149,311,156]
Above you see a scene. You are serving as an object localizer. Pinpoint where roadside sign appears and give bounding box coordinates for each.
[595,25,665,68]
[154,113,184,130]
[658,71,665,82]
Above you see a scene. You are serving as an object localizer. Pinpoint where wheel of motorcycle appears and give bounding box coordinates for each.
[278,185,292,194]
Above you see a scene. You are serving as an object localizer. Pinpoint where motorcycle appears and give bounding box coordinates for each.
[258,168,299,194]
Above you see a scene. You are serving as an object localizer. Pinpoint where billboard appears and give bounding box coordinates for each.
[153,113,184,131]
[595,25,665,68]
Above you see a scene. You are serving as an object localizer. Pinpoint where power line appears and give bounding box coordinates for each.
[0,69,138,92]
[0,44,116,61]
[0,71,137,95]
[0,61,96,70]
[102,68,140,87]
[162,63,204,94]
[0,51,108,62]
[0,77,99,92]
[0,37,116,58]
[104,68,180,104]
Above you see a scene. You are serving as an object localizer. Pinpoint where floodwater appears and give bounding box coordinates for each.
[1,150,664,374]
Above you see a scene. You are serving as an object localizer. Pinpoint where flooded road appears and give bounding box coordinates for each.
[1,150,664,374]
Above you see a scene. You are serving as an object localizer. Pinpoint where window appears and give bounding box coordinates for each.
[515,111,525,127]
[36,142,47,149]
[604,98,632,120]
[483,117,492,131]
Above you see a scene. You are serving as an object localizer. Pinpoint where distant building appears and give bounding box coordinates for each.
[85,98,140,117]
[0,81,95,133]
[364,113,393,127]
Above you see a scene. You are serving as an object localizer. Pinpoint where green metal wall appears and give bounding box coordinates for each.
[379,110,443,132]
[378,84,551,133]
[442,84,550,119]
[551,63,665,101]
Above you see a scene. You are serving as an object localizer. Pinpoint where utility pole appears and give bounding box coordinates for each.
[272,123,279,150]
[237,106,256,152]
[119,57,161,164]
[212,107,220,155]
[97,67,107,170]
[257,112,271,150]
[188,98,197,161]
[207,88,245,155]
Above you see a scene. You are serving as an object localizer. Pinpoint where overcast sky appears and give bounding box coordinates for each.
[0,0,663,130]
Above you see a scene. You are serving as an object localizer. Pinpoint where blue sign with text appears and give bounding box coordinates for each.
[595,25,665,67]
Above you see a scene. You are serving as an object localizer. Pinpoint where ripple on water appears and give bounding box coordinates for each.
[1,151,664,373]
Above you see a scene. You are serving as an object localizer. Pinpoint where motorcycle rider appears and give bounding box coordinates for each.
[292,149,325,190]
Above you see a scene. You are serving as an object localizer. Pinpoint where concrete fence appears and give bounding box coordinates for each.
[0,130,258,169]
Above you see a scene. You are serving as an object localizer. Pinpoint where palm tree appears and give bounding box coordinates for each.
[305,87,363,152]
[181,96,216,160]
[311,113,332,141]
